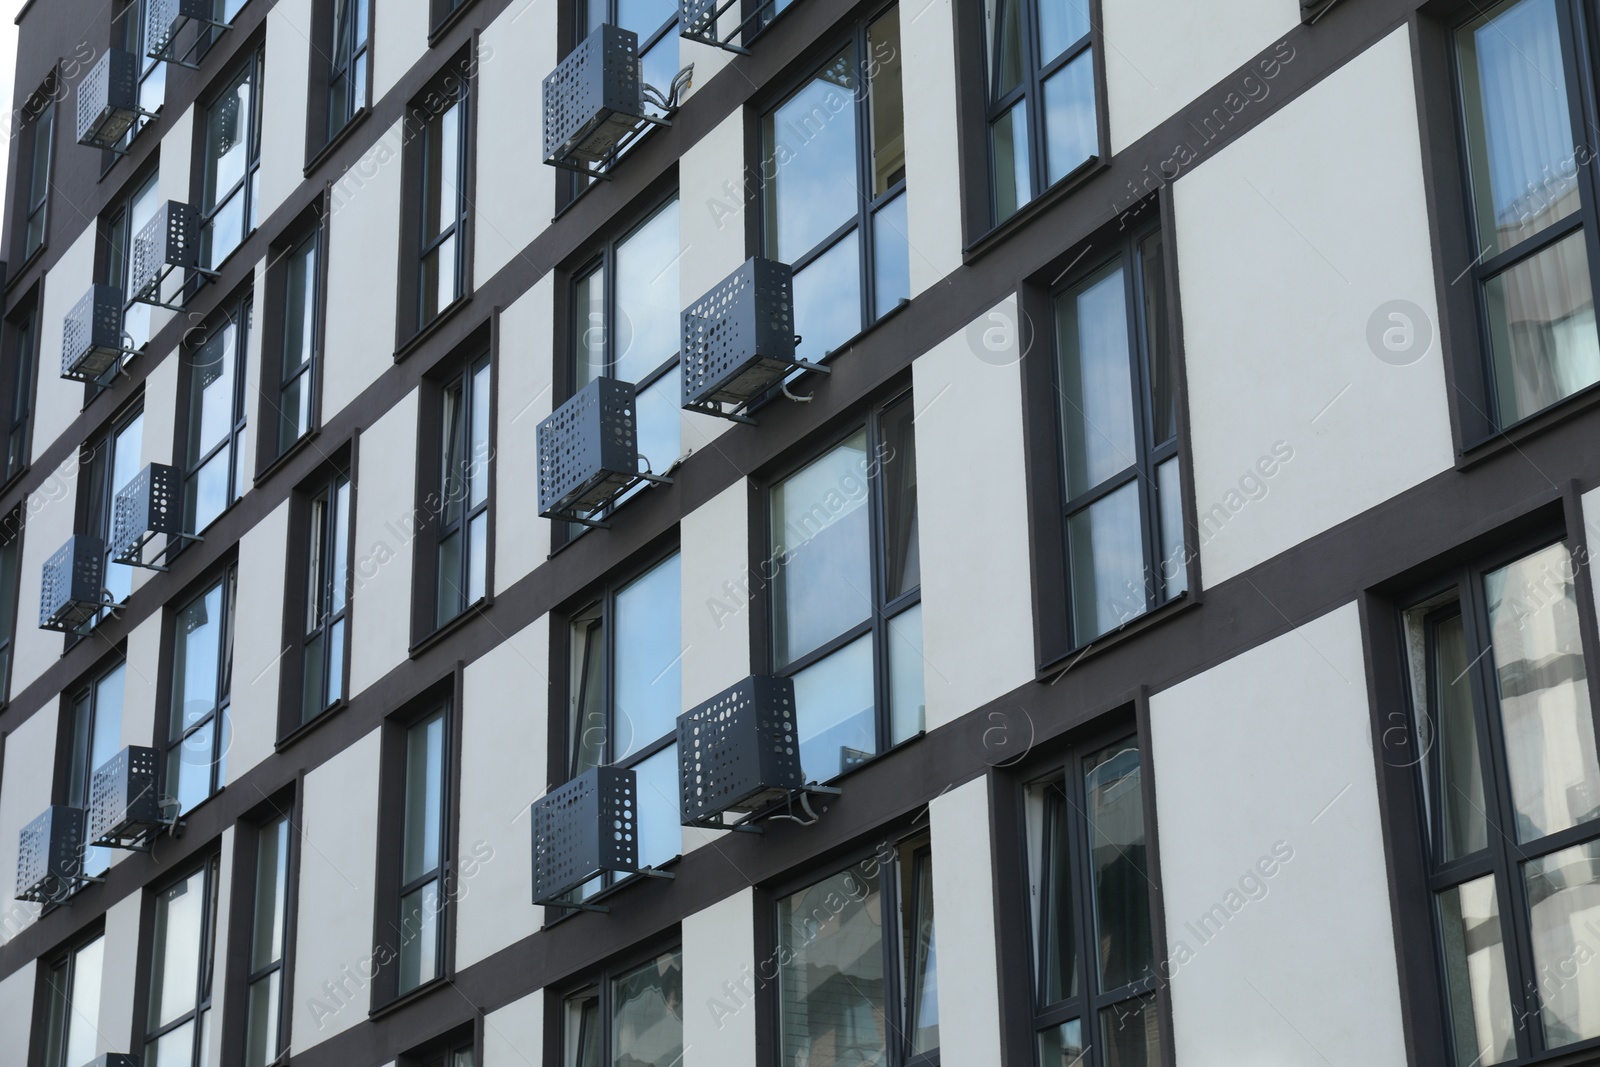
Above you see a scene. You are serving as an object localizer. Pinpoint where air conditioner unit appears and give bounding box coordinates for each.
[531,765,672,912]
[536,377,671,527]
[542,25,689,177]
[681,257,824,422]
[39,536,112,634]
[146,0,231,70]
[129,202,214,310]
[76,50,154,151]
[88,746,176,851]
[61,285,135,383]
[678,0,761,55]
[15,806,87,905]
[111,463,198,571]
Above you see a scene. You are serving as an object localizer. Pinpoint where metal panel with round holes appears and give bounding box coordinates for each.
[87,746,165,849]
[679,0,720,45]
[39,536,106,633]
[76,49,141,149]
[677,674,806,827]
[129,202,199,303]
[536,376,640,520]
[61,285,128,382]
[681,258,798,411]
[145,0,214,60]
[110,462,182,564]
[529,765,639,904]
[15,806,85,904]
[542,25,644,167]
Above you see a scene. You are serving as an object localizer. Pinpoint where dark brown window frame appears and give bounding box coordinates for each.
[548,933,685,1067]
[219,784,300,1067]
[189,39,266,275]
[255,199,332,479]
[175,284,252,538]
[27,918,107,1067]
[154,557,240,816]
[132,849,224,1067]
[13,72,58,270]
[1,289,42,489]
[308,0,374,154]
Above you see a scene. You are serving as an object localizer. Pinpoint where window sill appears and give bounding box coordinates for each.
[428,0,478,46]
[961,155,1109,266]
[395,295,473,363]
[540,856,683,930]
[6,243,45,289]
[253,427,322,486]
[274,700,347,753]
[369,974,449,1020]
[410,595,491,657]
[1456,380,1600,472]
[1035,589,1198,682]
[305,107,371,178]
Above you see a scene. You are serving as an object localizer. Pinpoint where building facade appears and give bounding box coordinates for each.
[0,0,1595,1064]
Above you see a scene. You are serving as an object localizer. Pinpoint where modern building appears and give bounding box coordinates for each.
[0,0,1594,1064]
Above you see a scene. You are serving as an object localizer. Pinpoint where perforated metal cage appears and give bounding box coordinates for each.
[39,536,106,633]
[87,746,165,848]
[543,25,645,167]
[110,463,181,564]
[530,766,639,904]
[146,0,214,58]
[681,258,798,412]
[15,806,85,904]
[677,675,806,826]
[537,377,641,520]
[76,49,142,149]
[678,0,721,45]
[61,285,128,382]
[129,202,199,303]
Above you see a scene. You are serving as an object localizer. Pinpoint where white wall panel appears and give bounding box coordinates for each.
[97,893,142,1056]
[11,475,79,697]
[259,0,314,221]
[482,987,544,1067]
[349,391,418,696]
[372,0,431,103]
[929,777,1003,1066]
[229,499,291,782]
[494,276,553,593]
[683,888,756,1067]
[31,224,95,465]
[901,0,963,292]
[474,0,557,283]
[0,705,54,942]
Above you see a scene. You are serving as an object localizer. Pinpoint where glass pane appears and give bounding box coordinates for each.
[187,447,232,533]
[148,867,208,1029]
[888,604,925,745]
[570,616,606,774]
[107,412,144,604]
[1156,458,1185,601]
[1432,612,1490,860]
[565,990,602,1067]
[633,744,681,870]
[188,319,238,462]
[793,230,862,367]
[872,193,910,318]
[65,937,104,1067]
[402,711,446,883]
[764,49,859,263]
[202,67,252,210]
[168,723,216,817]
[301,630,325,724]
[421,236,457,324]
[326,619,345,707]
[1067,481,1145,641]
[619,0,676,38]
[440,374,466,528]
[1439,876,1515,1066]
[614,200,680,385]
[436,530,463,627]
[1099,994,1159,1067]
[1032,782,1078,1003]
[331,478,351,614]
[868,9,904,196]
[1483,229,1600,425]
[639,34,678,122]
[397,881,440,993]
[906,851,939,1055]
[880,395,920,597]
[611,950,684,1067]
[635,366,681,479]
[1139,230,1175,445]
[575,267,606,385]
[985,0,1024,97]
[250,817,289,971]
[124,177,159,346]
[1457,0,1578,258]
[1056,260,1136,495]
[144,1018,194,1067]
[991,101,1031,223]
[1085,740,1152,989]
[470,361,491,507]
[468,512,487,604]
[793,634,875,781]
[772,432,872,664]
[614,554,682,757]
[205,191,245,271]
[1484,542,1600,840]
[778,864,886,1067]
[278,236,317,452]
[306,494,328,632]
[1039,0,1091,63]
[41,959,67,1067]
[1524,841,1600,1047]
[243,971,282,1067]
[278,373,310,456]
[1042,52,1096,185]
[1037,1018,1085,1067]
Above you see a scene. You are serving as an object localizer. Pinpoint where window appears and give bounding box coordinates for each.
[1022,733,1160,1067]
[83,403,145,610]
[0,514,20,696]
[271,231,320,458]
[419,1039,474,1067]
[571,198,680,492]
[105,173,161,353]
[64,663,126,878]
[143,858,220,1067]
[199,48,263,270]
[183,296,250,534]
[774,835,938,1067]
[1455,0,1600,429]
[1050,224,1183,646]
[412,72,469,332]
[432,0,469,28]
[6,311,37,481]
[293,469,350,726]
[761,8,907,366]
[19,92,53,262]
[982,0,1096,224]
[434,355,489,628]
[38,934,104,1067]
[1401,539,1600,1065]
[326,0,369,140]
[115,0,166,144]
[768,392,922,781]
[564,553,681,878]
[397,706,449,994]
[167,567,236,814]
[242,814,290,1067]
[562,949,683,1067]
